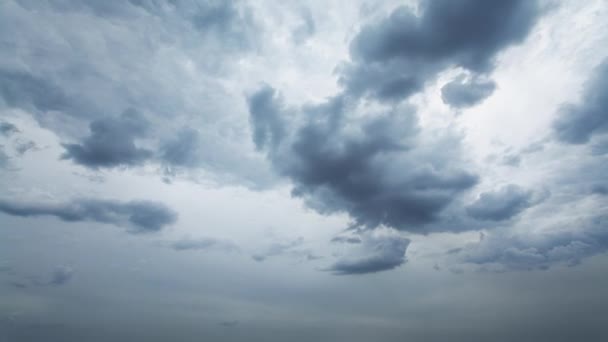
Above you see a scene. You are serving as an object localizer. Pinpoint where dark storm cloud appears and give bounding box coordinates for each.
[61,109,152,168]
[247,1,548,233]
[0,121,19,136]
[466,185,536,221]
[462,215,608,271]
[0,198,177,233]
[248,87,478,232]
[553,59,608,144]
[328,232,410,275]
[340,0,541,102]
[441,75,496,108]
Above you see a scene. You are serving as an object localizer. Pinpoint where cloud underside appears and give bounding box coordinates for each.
[328,232,410,275]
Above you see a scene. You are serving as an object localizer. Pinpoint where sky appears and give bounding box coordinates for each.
[1,0,608,341]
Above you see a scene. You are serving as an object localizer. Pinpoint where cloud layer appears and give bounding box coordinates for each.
[461,215,608,271]
[0,198,177,233]
[1,1,608,341]
[0,0,271,185]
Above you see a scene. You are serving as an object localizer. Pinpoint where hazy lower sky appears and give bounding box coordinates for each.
[1,1,608,341]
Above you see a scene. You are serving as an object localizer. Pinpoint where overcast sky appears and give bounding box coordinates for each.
[1,0,608,341]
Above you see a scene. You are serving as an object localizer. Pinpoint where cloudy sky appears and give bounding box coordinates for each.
[1,0,608,341]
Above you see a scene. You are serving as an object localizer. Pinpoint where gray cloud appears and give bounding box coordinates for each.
[0,69,70,113]
[251,237,313,262]
[13,139,37,156]
[48,266,74,286]
[248,87,478,232]
[461,215,608,271]
[441,75,496,108]
[0,122,38,160]
[25,0,256,50]
[500,153,521,167]
[466,185,536,221]
[0,147,9,168]
[459,147,607,271]
[171,237,239,252]
[10,281,28,289]
[0,121,19,136]
[188,0,256,51]
[590,137,608,155]
[0,0,270,185]
[340,0,541,102]
[6,265,75,289]
[248,86,288,152]
[330,235,362,244]
[553,58,608,144]
[26,0,137,17]
[61,109,152,168]
[292,7,315,44]
[591,184,608,195]
[328,231,410,275]
[246,1,548,233]
[487,141,548,168]
[160,128,201,168]
[219,320,239,327]
[0,197,177,233]
[3,1,608,341]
